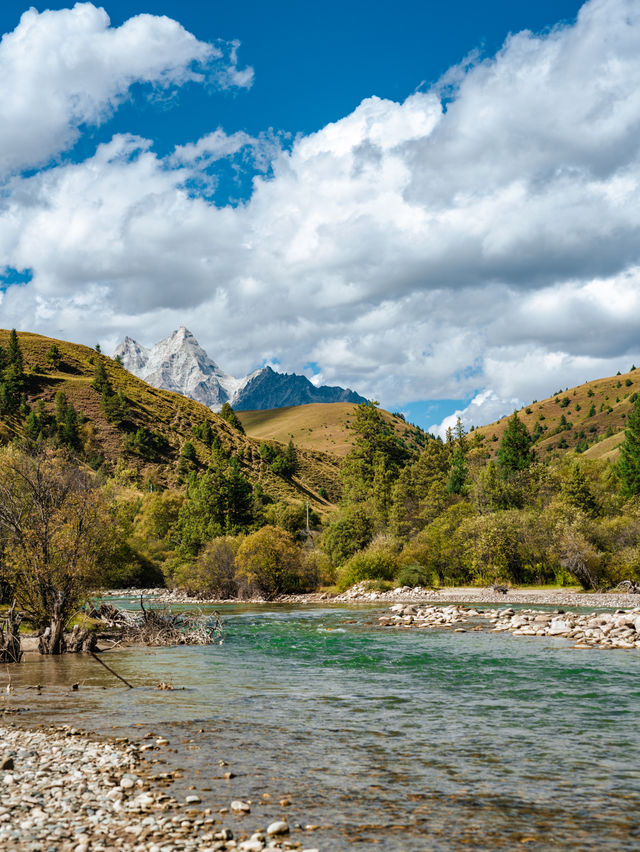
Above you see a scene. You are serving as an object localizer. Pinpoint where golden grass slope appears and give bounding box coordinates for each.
[238,402,427,458]
[0,330,340,508]
[474,366,639,461]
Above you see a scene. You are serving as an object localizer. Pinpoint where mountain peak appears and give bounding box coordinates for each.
[114,331,367,412]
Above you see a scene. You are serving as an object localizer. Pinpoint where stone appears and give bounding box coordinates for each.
[0,757,14,771]
[185,795,201,805]
[231,800,251,813]
[548,620,570,635]
[266,821,290,836]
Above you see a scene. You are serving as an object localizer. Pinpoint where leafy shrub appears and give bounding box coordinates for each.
[394,564,433,588]
[336,546,398,591]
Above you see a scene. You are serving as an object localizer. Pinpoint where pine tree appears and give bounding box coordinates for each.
[446,446,467,494]
[8,329,23,372]
[220,402,245,433]
[283,438,298,477]
[47,344,62,369]
[60,404,81,450]
[562,463,597,514]
[617,396,640,497]
[497,412,534,475]
[54,390,68,424]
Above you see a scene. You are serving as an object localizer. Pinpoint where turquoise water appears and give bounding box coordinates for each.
[4,604,640,850]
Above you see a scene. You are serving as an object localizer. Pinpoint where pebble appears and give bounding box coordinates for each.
[267,821,290,836]
[0,726,305,852]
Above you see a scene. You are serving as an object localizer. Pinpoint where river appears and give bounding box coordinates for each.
[3,602,640,851]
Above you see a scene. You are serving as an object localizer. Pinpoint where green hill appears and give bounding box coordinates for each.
[0,330,340,507]
[475,367,639,460]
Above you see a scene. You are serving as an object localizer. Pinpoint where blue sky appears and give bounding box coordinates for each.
[0,0,639,434]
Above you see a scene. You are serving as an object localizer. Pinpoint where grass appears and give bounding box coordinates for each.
[474,367,638,461]
[238,402,426,458]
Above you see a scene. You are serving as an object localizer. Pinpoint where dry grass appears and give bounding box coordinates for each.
[238,402,425,458]
[474,366,638,462]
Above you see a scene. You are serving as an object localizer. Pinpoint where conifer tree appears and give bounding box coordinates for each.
[496,412,534,475]
[617,396,640,497]
[220,402,245,433]
[446,446,467,494]
[8,329,23,372]
[562,462,597,515]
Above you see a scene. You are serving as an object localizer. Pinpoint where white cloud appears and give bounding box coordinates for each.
[0,3,251,176]
[2,0,640,427]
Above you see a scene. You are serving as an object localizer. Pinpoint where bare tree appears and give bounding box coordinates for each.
[0,447,108,654]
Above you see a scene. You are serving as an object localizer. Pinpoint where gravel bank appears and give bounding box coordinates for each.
[0,725,318,852]
[379,602,640,650]
[100,585,640,610]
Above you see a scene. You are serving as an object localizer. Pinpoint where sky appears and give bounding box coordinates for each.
[0,0,639,435]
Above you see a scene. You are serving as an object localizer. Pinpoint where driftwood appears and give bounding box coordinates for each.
[490,583,509,595]
[66,625,97,653]
[0,600,23,663]
[89,651,133,688]
[120,597,224,646]
[611,580,640,594]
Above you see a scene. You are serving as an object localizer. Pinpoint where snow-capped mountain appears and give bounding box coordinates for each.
[113,327,366,411]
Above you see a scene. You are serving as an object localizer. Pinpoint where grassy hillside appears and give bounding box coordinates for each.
[0,330,340,507]
[238,402,428,458]
[474,367,639,461]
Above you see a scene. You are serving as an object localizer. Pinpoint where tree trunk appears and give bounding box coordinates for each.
[66,625,97,653]
[38,598,67,655]
[0,600,23,663]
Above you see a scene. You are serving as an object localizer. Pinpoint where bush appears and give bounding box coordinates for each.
[394,564,434,588]
[336,546,398,591]
[235,525,303,599]
[173,535,241,598]
[321,506,374,565]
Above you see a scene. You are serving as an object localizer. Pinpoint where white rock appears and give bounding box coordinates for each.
[266,820,290,836]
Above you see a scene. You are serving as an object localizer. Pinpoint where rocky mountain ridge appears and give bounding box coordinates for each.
[114,327,366,411]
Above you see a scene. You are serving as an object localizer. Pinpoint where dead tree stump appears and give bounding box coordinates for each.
[0,601,23,663]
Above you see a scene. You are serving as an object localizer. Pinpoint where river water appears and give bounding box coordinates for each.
[3,602,640,851]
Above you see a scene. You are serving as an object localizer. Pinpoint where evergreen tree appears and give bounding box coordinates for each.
[497,412,534,475]
[25,411,40,441]
[446,446,467,494]
[617,396,640,497]
[8,329,23,372]
[283,438,298,477]
[54,390,68,424]
[181,441,197,462]
[562,463,597,515]
[91,361,112,396]
[220,402,245,433]
[47,344,62,369]
[60,404,81,450]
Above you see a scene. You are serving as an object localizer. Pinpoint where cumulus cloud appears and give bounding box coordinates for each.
[2,0,640,429]
[0,3,251,176]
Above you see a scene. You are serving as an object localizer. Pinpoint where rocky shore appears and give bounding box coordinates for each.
[379,603,640,650]
[100,584,640,611]
[0,725,318,852]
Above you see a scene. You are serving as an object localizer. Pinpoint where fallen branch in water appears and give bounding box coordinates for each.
[89,651,134,688]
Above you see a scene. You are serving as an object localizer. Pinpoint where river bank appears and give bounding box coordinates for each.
[101,584,640,610]
[0,724,311,852]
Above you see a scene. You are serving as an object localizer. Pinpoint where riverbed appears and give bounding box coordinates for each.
[3,603,640,851]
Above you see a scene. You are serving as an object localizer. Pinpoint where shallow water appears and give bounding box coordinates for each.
[3,603,640,851]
